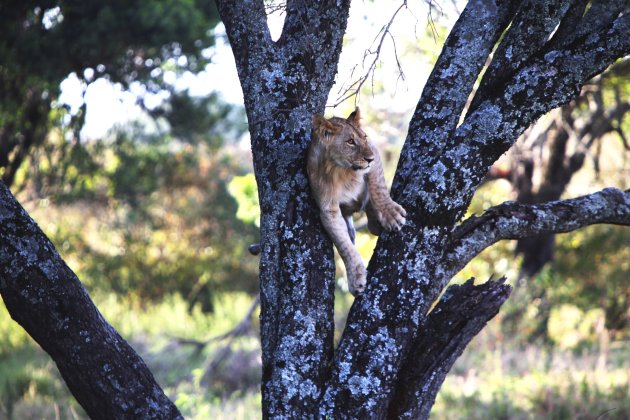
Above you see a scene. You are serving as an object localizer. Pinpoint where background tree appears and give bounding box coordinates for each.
[488,60,630,279]
[0,0,220,188]
[484,60,629,344]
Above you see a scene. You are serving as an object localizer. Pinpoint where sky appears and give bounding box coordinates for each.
[58,1,459,140]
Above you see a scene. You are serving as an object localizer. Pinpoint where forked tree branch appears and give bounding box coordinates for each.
[389,278,512,419]
[444,188,630,279]
[397,0,517,155]
[469,0,572,112]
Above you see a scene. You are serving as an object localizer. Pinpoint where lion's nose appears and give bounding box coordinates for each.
[365,156,374,163]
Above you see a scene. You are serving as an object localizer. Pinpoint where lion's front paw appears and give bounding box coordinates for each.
[347,263,367,296]
[377,200,407,231]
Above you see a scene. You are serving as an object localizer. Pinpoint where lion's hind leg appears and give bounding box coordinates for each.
[344,215,356,244]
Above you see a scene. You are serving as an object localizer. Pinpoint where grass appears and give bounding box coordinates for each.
[434,346,629,419]
[1,291,628,419]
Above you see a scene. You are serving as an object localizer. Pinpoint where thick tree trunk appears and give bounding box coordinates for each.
[2,1,627,418]
[0,182,181,419]
[214,1,353,415]
[214,0,630,417]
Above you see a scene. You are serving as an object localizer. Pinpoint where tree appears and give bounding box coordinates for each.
[0,0,220,188]
[0,0,628,418]
[213,0,629,417]
[490,60,630,279]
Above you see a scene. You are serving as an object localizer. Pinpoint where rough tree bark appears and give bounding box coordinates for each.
[0,182,182,419]
[0,0,628,418]
[213,0,630,418]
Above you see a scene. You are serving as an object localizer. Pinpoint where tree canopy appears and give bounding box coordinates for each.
[0,0,220,186]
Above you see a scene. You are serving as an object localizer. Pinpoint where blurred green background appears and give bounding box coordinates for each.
[1,1,628,419]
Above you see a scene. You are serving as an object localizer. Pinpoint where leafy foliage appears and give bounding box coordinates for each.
[21,132,259,308]
[0,0,221,186]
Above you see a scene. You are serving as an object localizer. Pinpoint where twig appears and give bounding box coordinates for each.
[330,1,409,108]
[201,294,261,385]
[168,294,261,356]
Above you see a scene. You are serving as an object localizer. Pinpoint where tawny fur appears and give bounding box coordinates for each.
[307,108,406,295]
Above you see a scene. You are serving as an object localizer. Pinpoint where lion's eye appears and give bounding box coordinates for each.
[346,138,356,146]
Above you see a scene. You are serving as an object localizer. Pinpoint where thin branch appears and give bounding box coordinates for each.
[168,294,261,356]
[426,0,444,42]
[330,2,408,108]
[264,0,287,16]
[201,295,261,385]
[444,188,630,280]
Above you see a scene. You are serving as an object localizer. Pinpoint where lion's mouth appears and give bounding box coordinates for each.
[352,164,368,171]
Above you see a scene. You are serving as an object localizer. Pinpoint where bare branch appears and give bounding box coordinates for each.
[202,295,260,385]
[470,0,572,113]
[331,2,408,108]
[168,294,261,356]
[264,0,287,16]
[445,188,630,279]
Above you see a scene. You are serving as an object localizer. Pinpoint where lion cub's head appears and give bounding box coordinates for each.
[312,108,375,171]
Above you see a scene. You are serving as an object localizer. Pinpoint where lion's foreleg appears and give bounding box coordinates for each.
[366,147,406,231]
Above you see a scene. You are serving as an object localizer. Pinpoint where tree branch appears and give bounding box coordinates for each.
[321,4,629,417]
[331,2,408,107]
[469,0,572,112]
[213,0,273,112]
[550,0,627,50]
[279,0,352,50]
[0,182,182,419]
[393,3,628,229]
[547,0,590,48]
[389,278,512,419]
[417,10,630,225]
[445,188,630,279]
[214,0,271,66]
[394,0,517,200]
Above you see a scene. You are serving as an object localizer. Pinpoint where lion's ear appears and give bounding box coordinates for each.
[313,115,339,139]
[347,107,361,125]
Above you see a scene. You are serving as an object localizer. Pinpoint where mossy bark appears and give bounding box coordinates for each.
[0,182,182,419]
[215,0,629,417]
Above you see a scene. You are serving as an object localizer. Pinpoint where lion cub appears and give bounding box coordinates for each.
[307,108,406,295]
